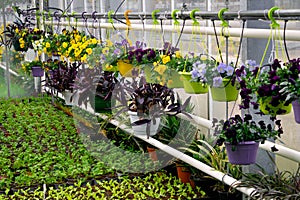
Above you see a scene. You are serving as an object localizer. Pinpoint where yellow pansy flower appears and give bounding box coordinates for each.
[46,42,51,48]
[102,47,109,55]
[175,51,181,58]
[86,48,93,55]
[162,55,170,64]
[62,42,68,49]
[91,38,98,44]
[106,40,113,47]
[15,28,19,33]
[81,54,87,62]
[154,65,167,75]
[105,64,113,71]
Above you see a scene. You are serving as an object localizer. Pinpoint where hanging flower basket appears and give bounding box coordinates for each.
[259,97,292,116]
[210,78,239,102]
[166,69,184,88]
[128,111,160,136]
[180,72,208,94]
[225,141,259,165]
[31,66,44,77]
[13,39,28,52]
[145,65,184,88]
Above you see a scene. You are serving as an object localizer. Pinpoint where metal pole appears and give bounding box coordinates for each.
[2,3,11,97]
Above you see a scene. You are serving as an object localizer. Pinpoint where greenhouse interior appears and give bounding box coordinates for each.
[1,0,300,199]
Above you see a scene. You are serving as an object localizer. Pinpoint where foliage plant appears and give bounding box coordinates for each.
[236,161,300,199]
[0,97,114,190]
[72,68,118,107]
[0,172,205,199]
[114,76,191,137]
[45,61,80,93]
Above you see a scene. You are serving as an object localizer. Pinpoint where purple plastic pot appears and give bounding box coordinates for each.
[225,141,259,165]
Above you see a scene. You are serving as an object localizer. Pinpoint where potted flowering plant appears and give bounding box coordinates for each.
[277,58,300,122]
[86,39,127,72]
[21,59,44,77]
[189,54,239,101]
[179,54,215,94]
[3,18,30,51]
[42,32,60,57]
[213,113,283,165]
[236,59,292,116]
[146,42,184,88]
[118,40,158,77]
[58,28,98,62]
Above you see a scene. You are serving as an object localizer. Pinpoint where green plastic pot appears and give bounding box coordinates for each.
[259,97,291,116]
[210,78,239,102]
[180,72,208,94]
[89,95,112,113]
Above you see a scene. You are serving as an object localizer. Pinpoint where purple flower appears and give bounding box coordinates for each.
[226,65,234,76]
[113,48,121,55]
[191,68,200,79]
[217,63,227,74]
[213,76,223,87]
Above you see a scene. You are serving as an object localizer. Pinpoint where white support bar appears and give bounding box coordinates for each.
[46,21,300,41]
[178,112,300,163]
[0,63,19,76]
[260,141,300,163]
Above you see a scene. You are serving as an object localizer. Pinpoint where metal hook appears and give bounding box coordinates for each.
[263,9,269,21]
[92,11,98,29]
[237,10,242,20]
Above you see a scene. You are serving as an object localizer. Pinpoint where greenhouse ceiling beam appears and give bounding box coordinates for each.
[28,9,300,21]
[46,21,300,41]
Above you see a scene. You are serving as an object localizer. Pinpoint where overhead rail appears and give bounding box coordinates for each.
[45,20,300,41]
[20,8,300,21]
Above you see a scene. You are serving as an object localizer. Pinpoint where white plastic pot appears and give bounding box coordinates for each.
[62,91,78,106]
[128,111,160,136]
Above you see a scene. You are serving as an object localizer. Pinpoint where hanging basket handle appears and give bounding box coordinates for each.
[171,9,180,26]
[268,6,280,29]
[218,8,229,27]
[152,9,160,25]
[190,9,200,26]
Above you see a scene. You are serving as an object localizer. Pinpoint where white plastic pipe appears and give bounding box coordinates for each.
[95,113,256,196]
[260,141,300,163]
[47,21,300,41]
[177,112,300,163]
